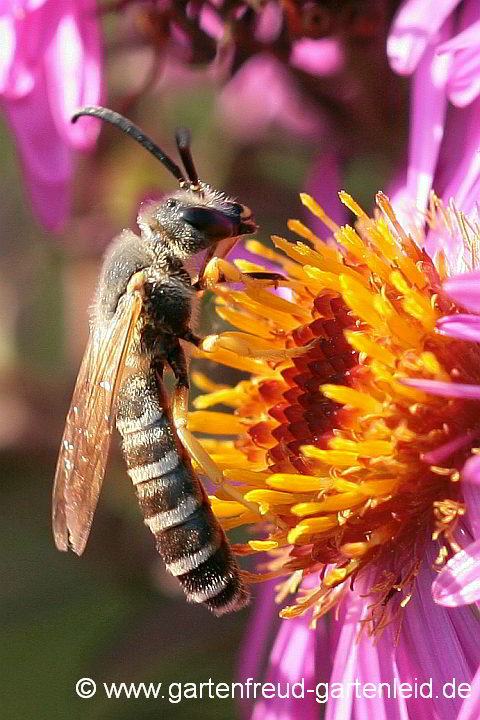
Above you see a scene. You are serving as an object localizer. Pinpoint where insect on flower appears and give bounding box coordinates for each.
[52,106,279,614]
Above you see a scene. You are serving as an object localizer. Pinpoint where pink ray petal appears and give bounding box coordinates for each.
[396,550,479,720]
[444,269,480,313]
[438,17,480,56]
[218,54,322,140]
[236,580,278,720]
[387,0,462,76]
[437,0,480,107]
[457,664,480,720]
[422,429,480,464]
[254,2,282,44]
[432,539,480,606]
[439,98,480,214]
[462,455,480,486]
[0,13,16,93]
[436,314,480,341]
[402,378,480,399]
[44,0,103,150]
[4,65,71,229]
[446,44,480,107]
[251,611,319,720]
[462,457,480,543]
[328,574,408,720]
[290,38,345,77]
[403,18,452,213]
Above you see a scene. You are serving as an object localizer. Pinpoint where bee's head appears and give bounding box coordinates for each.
[137,187,257,260]
[71,107,257,260]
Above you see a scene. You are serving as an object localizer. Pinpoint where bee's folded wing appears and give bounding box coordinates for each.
[52,291,143,555]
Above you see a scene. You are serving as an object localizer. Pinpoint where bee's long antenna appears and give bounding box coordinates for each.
[72,106,186,184]
[175,127,199,186]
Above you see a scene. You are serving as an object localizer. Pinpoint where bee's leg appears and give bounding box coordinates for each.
[192,258,308,361]
[193,257,284,291]
[201,333,310,361]
[167,342,284,526]
[178,320,306,362]
[177,329,203,348]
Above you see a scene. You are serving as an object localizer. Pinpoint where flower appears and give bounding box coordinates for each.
[191,191,480,718]
[0,0,103,229]
[403,264,480,611]
[388,0,480,216]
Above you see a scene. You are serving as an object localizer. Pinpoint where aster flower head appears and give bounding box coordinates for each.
[192,189,480,717]
[197,190,479,622]
[0,0,103,229]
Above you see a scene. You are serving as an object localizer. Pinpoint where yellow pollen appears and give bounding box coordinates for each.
[300,193,341,233]
[187,411,245,434]
[248,540,279,551]
[266,474,332,492]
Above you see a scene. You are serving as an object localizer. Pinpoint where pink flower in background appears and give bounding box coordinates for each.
[217,53,324,141]
[388,0,480,216]
[0,0,103,229]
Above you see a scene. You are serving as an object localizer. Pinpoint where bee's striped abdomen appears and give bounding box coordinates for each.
[116,370,249,615]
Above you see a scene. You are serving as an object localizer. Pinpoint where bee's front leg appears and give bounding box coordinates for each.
[193,257,284,292]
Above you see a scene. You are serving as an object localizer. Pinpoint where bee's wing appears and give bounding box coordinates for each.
[53,291,143,555]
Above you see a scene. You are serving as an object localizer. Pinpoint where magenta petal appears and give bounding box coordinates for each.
[402,378,480,399]
[402,18,452,212]
[463,459,480,542]
[0,13,16,92]
[198,4,223,40]
[457,665,480,720]
[328,589,408,720]
[44,0,103,150]
[423,100,480,258]
[438,17,480,56]
[290,38,345,77]
[437,314,480,341]
[462,456,480,486]
[438,98,480,215]
[4,67,71,230]
[396,551,479,720]
[422,429,479,465]
[432,540,480,606]
[1,3,49,99]
[438,0,480,106]
[444,269,480,313]
[387,0,462,75]
[251,613,319,720]
[218,54,321,140]
[236,580,278,720]
[254,2,282,44]
[447,44,480,106]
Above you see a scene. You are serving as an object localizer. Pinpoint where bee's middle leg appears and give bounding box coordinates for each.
[167,343,274,521]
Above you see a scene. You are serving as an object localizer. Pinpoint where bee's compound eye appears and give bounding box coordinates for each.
[166,198,177,208]
[179,206,236,238]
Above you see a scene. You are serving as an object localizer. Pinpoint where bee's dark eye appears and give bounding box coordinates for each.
[166,198,177,208]
[230,203,243,216]
[179,206,236,238]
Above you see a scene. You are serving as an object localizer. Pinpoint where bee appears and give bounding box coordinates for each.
[53,106,259,614]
